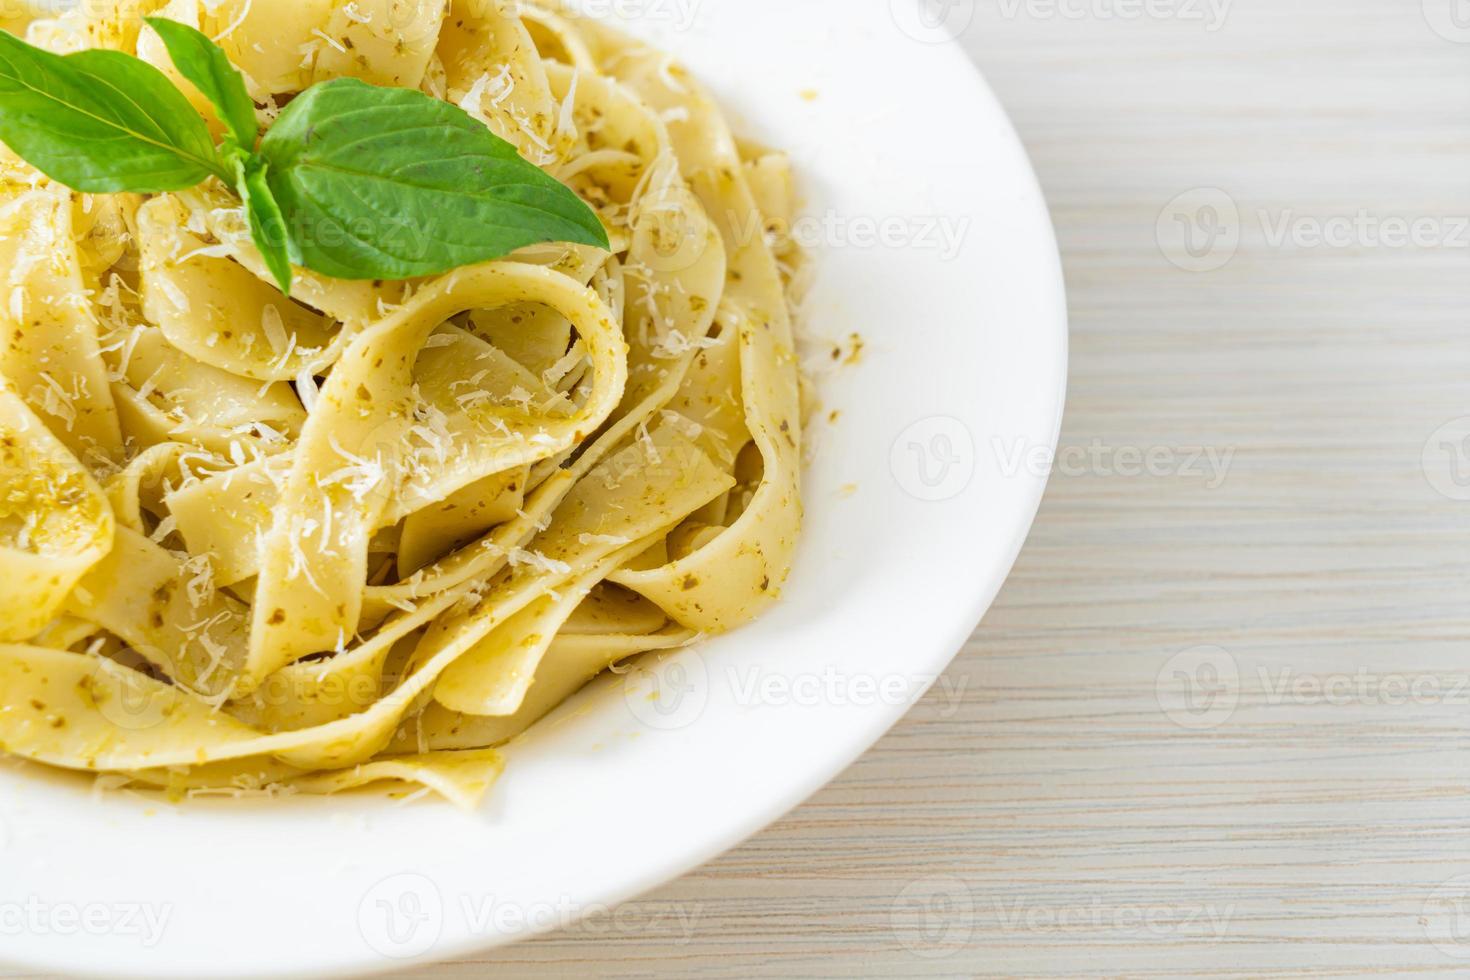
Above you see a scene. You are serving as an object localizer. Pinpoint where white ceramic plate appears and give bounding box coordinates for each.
[0,1,1066,976]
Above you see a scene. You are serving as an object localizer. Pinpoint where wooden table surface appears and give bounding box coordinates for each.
[393,1,1470,976]
[385,1,1470,980]
[8,1,1465,977]
[284,2,1444,977]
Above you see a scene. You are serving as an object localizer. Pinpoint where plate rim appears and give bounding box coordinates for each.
[0,9,1068,978]
[344,31,1071,979]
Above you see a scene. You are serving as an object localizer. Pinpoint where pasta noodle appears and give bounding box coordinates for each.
[0,0,805,806]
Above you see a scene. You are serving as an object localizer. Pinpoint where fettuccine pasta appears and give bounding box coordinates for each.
[0,0,805,806]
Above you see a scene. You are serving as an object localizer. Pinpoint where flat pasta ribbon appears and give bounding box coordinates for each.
[0,0,807,808]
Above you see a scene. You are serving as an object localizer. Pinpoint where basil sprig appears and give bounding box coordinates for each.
[0,21,608,295]
[142,18,291,285]
[145,16,259,155]
[0,29,227,191]
[260,79,614,282]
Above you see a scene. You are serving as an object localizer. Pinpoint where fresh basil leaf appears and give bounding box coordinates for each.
[258,78,609,281]
[0,30,226,192]
[236,156,293,296]
[144,16,258,153]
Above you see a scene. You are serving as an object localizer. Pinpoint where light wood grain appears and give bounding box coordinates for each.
[387,1,1470,976]
[277,6,1436,979]
[9,1,1465,977]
